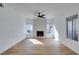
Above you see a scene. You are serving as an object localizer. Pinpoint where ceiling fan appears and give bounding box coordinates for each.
[34,11,46,18]
[0,3,4,8]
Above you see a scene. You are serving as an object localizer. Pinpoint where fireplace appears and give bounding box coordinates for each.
[37,31,44,37]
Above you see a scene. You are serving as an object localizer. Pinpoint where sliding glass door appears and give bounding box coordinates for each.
[66,14,78,41]
[67,19,73,39]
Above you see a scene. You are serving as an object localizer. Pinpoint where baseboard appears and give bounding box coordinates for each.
[60,39,79,54]
[0,36,26,54]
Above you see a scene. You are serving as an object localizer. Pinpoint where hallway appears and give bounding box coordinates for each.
[2,38,77,55]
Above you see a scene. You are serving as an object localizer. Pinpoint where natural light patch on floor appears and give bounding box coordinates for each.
[29,39,44,44]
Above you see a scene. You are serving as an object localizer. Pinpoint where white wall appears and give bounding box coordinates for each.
[33,17,47,38]
[0,8,26,54]
[55,9,79,54]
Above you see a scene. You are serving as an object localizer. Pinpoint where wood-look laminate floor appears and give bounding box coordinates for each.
[2,38,77,55]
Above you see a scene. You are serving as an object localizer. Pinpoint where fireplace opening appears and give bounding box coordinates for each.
[37,31,44,37]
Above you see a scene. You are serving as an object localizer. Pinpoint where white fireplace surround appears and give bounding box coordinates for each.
[33,17,47,38]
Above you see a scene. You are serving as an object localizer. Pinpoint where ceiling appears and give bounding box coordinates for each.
[4,3,79,23]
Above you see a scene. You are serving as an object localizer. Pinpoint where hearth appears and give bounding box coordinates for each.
[37,31,44,37]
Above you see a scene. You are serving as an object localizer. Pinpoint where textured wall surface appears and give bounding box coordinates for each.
[33,18,47,38]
